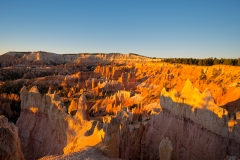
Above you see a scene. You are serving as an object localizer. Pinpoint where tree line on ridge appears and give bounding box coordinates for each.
[162,58,240,66]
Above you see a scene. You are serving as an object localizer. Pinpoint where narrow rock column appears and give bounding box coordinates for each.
[159,137,173,160]
[78,93,90,121]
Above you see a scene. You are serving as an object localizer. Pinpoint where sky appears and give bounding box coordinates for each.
[0,0,240,58]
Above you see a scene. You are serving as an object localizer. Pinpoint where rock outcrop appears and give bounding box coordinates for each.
[0,115,24,160]
[16,86,116,159]
[159,137,173,160]
[118,72,136,90]
[141,79,240,160]
[16,86,69,160]
[161,79,240,140]
[76,93,89,121]
[67,99,78,115]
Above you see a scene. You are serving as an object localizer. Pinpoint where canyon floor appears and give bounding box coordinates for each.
[0,52,240,160]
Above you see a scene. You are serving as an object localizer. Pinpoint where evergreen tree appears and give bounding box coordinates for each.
[189,58,193,65]
[198,59,203,66]
[213,58,220,65]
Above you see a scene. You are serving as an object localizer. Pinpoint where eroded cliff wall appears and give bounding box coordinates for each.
[16,86,69,160]
[16,86,112,160]
[140,79,240,160]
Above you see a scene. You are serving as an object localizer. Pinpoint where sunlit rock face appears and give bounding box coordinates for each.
[68,99,78,115]
[16,86,69,160]
[0,115,24,160]
[0,52,155,68]
[141,80,240,160]
[16,86,119,160]
[94,65,137,90]
[76,93,89,121]
[161,79,230,136]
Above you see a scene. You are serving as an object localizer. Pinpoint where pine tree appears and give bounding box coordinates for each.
[198,59,203,66]
[213,58,220,65]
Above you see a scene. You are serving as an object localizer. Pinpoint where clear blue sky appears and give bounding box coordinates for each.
[0,0,239,58]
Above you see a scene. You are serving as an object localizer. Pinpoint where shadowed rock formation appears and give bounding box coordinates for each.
[16,86,68,160]
[0,115,24,160]
[0,93,21,123]
[141,79,240,160]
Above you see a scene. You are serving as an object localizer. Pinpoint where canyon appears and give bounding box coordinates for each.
[0,52,240,160]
